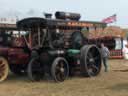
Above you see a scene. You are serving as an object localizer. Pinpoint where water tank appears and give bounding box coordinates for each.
[55,11,81,21]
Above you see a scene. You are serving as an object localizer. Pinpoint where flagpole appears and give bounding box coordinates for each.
[115,20,117,26]
[114,14,117,26]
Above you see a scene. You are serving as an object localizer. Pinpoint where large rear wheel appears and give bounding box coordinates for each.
[0,57,9,82]
[51,57,69,82]
[80,45,101,77]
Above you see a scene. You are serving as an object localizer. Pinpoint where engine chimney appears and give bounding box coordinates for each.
[44,13,52,19]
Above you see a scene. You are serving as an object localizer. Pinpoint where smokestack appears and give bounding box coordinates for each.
[44,13,52,19]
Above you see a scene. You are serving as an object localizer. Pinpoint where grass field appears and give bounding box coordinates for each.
[0,59,128,96]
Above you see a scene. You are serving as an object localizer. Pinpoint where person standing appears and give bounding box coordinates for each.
[101,43,110,72]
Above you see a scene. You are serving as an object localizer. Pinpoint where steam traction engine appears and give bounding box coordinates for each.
[17,11,104,82]
[0,24,29,82]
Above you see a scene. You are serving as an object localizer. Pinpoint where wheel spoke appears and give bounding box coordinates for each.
[0,57,9,82]
[91,64,99,71]
[89,61,99,71]
[58,71,65,81]
[60,61,64,68]
[55,64,65,81]
[0,61,5,67]
[56,66,60,70]
[57,73,62,81]
[87,53,93,61]
[87,62,99,76]
[94,55,99,60]
[60,72,65,81]
[55,68,60,75]
[0,64,5,69]
[52,58,69,82]
[86,55,90,60]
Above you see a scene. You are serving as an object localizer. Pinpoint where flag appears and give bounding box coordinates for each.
[102,14,116,24]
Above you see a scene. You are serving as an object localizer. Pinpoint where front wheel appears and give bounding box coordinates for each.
[27,57,44,81]
[51,57,69,82]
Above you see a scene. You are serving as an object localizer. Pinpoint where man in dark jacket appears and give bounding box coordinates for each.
[101,43,110,72]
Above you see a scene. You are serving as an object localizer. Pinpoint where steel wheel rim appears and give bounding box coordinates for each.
[86,47,101,76]
[0,57,9,82]
[55,60,66,81]
[52,58,69,82]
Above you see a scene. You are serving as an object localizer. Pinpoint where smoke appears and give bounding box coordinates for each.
[0,8,43,20]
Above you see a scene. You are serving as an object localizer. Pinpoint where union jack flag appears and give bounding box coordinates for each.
[102,14,117,24]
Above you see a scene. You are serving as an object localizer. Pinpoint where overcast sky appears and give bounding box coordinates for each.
[0,0,128,28]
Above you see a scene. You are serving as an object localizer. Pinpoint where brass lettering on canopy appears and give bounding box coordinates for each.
[67,22,93,27]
